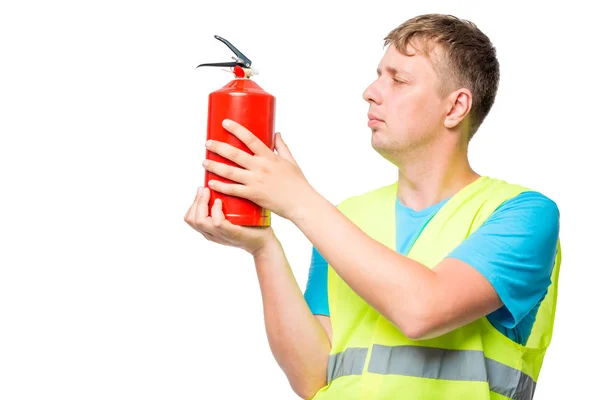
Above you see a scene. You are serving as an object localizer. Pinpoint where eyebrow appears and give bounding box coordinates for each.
[377,66,413,79]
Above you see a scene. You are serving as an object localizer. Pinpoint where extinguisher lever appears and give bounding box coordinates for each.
[196,35,252,69]
[197,61,239,68]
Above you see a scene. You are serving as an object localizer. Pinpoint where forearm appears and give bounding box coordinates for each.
[253,235,330,399]
[291,192,439,339]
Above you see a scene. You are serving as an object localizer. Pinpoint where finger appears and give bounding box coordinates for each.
[222,119,272,158]
[204,198,232,243]
[203,159,252,184]
[185,186,203,223]
[205,139,255,169]
[210,198,245,246]
[207,179,251,200]
[195,187,211,222]
[274,132,298,166]
[210,198,230,230]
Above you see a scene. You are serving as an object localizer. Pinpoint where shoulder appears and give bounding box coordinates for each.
[449,186,561,278]
[455,189,561,277]
[488,190,560,234]
[470,177,560,232]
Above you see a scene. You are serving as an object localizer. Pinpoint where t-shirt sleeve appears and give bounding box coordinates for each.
[446,191,560,329]
[304,246,330,316]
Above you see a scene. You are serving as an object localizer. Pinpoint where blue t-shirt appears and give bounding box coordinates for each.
[303,191,560,345]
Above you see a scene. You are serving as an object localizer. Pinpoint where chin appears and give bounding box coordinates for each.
[371,135,391,155]
[372,135,409,162]
[370,128,390,146]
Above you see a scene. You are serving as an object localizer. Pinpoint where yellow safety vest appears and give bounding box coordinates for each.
[311,176,561,400]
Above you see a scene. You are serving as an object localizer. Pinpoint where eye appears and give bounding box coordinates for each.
[392,78,404,85]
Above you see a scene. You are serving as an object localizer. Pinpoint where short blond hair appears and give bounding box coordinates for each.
[385,14,500,140]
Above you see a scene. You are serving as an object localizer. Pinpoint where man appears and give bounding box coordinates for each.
[184,13,561,400]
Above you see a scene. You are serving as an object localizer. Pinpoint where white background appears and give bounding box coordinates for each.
[0,0,597,398]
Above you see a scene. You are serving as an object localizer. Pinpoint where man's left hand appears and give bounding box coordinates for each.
[203,119,315,221]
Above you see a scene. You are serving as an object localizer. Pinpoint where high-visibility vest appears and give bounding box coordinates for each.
[311,176,561,400]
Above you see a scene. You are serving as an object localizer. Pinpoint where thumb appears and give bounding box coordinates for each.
[274,132,298,165]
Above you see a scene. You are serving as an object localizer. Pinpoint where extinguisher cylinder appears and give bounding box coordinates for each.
[205,79,276,227]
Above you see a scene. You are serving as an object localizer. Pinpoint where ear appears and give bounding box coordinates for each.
[444,88,472,129]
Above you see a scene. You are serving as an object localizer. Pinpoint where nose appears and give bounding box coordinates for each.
[362,80,382,105]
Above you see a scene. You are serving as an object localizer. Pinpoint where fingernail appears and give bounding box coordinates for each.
[202,159,208,167]
[197,186,203,193]
[205,140,212,148]
[222,119,231,127]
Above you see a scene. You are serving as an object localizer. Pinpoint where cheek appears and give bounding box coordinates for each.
[395,93,443,128]
[383,100,443,141]
[386,98,422,130]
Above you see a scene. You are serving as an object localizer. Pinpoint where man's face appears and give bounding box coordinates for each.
[363,43,449,162]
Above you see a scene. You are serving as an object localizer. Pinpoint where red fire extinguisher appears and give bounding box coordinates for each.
[197,35,276,227]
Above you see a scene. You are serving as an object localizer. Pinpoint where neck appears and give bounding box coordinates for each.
[395,140,479,211]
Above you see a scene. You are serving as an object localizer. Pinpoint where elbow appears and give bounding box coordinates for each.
[293,388,316,400]
[390,304,438,341]
[402,322,431,341]
[288,374,327,399]
[291,382,324,400]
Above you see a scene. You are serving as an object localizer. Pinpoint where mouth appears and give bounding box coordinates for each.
[368,114,384,127]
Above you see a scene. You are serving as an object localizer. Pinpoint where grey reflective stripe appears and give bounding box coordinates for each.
[368,344,487,381]
[365,345,536,400]
[485,358,536,400]
[327,347,368,384]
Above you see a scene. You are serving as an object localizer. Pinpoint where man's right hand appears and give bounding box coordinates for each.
[184,186,275,256]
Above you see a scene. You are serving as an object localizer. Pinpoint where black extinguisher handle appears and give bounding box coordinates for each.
[197,35,252,69]
[197,61,240,68]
